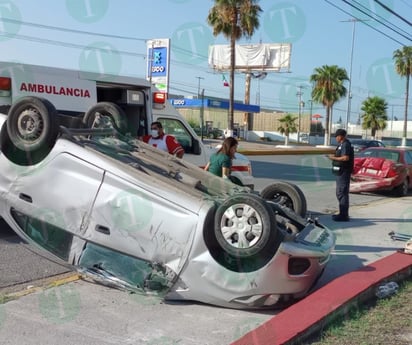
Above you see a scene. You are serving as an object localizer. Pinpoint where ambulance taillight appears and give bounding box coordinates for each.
[0,77,11,91]
[153,92,166,104]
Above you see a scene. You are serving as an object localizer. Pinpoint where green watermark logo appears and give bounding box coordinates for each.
[38,284,81,324]
[366,57,404,99]
[172,22,214,65]
[66,0,108,23]
[233,316,266,341]
[79,41,122,77]
[169,0,191,3]
[350,0,394,28]
[0,1,22,41]
[263,2,306,43]
[146,336,181,345]
[0,304,5,330]
[110,189,154,234]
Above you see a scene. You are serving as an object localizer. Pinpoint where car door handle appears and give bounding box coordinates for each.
[95,225,110,235]
[19,193,32,203]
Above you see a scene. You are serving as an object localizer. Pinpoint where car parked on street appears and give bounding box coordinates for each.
[350,139,385,153]
[0,97,336,309]
[350,147,412,196]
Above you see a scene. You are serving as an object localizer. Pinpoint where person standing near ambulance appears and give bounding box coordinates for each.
[142,121,184,158]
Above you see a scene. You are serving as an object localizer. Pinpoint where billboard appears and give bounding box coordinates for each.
[208,43,292,72]
[146,38,170,93]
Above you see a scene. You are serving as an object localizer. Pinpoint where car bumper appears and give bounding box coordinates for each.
[166,221,335,309]
[350,176,401,193]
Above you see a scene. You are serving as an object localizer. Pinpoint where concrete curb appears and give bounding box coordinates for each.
[231,251,412,345]
[2,273,81,302]
[238,148,335,156]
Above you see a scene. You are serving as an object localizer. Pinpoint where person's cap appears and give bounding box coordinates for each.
[335,129,347,137]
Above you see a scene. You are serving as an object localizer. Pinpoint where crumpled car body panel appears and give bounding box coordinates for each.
[350,153,411,194]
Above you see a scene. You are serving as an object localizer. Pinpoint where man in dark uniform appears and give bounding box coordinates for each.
[327,129,354,221]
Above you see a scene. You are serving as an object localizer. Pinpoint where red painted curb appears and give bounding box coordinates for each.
[231,251,412,345]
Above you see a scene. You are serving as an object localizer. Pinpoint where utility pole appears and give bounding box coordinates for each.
[342,18,368,131]
[196,76,204,97]
[200,88,205,141]
[296,86,304,143]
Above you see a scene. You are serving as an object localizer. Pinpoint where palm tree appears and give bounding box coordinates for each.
[278,113,298,146]
[207,0,262,134]
[393,46,412,146]
[360,96,388,138]
[310,65,349,146]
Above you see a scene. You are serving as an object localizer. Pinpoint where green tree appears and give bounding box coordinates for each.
[310,65,348,146]
[278,113,298,146]
[207,0,262,134]
[393,46,412,146]
[360,96,388,138]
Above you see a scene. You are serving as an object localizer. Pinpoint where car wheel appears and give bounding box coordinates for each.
[212,193,280,272]
[2,97,59,165]
[393,178,408,197]
[259,181,307,217]
[83,102,128,134]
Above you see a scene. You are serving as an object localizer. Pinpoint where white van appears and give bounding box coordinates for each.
[0,62,253,188]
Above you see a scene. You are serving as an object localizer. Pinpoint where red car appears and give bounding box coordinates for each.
[350,147,412,196]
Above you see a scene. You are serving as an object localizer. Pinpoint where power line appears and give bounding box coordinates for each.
[324,0,409,45]
[373,0,412,26]
[350,0,412,39]
[343,0,412,42]
[0,16,147,41]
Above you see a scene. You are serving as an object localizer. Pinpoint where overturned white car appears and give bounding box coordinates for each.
[0,97,335,309]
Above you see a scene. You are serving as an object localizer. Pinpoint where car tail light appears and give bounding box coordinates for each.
[387,164,403,178]
[153,92,166,104]
[288,258,311,275]
[231,165,250,173]
[0,77,11,91]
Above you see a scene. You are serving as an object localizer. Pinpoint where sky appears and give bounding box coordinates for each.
[0,0,411,126]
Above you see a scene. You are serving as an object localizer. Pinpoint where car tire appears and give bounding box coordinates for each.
[211,193,280,272]
[1,97,59,165]
[393,178,408,197]
[259,181,307,217]
[83,102,128,134]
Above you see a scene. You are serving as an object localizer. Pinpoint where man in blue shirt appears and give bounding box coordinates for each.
[327,129,354,221]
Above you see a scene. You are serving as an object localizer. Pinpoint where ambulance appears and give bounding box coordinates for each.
[0,62,254,188]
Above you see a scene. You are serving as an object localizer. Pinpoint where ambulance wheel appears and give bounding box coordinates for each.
[83,102,128,135]
[2,97,59,165]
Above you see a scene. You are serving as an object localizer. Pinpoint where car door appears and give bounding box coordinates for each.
[4,151,104,261]
[86,170,200,272]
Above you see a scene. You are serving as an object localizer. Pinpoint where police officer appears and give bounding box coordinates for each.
[327,129,354,221]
